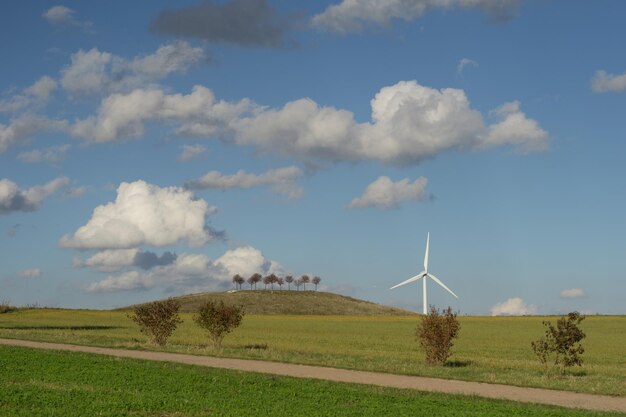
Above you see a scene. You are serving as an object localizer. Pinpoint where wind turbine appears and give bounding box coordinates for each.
[390,233,458,314]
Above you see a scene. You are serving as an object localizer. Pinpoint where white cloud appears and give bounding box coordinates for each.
[70,80,547,164]
[479,101,548,152]
[85,247,282,293]
[457,58,478,75]
[186,166,304,199]
[0,76,58,113]
[73,249,139,271]
[60,42,204,95]
[17,144,70,164]
[59,180,218,249]
[0,177,69,215]
[0,116,66,153]
[238,81,546,163]
[490,297,538,316]
[18,268,42,279]
[85,271,152,292]
[215,246,283,279]
[178,144,207,161]
[348,176,428,209]
[70,85,252,143]
[591,70,626,93]
[312,0,520,33]
[560,288,586,299]
[42,5,93,30]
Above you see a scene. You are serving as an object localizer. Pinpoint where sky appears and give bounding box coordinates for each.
[1,0,625,315]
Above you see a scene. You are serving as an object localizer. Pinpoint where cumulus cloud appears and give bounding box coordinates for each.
[17,144,70,164]
[178,144,207,161]
[85,246,282,293]
[479,101,548,152]
[348,176,428,209]
[0,116,66,153]
[591,70,626,93]
[457,58,478,76]
[0,76,58,113]
[0,177,69,215]
[234,81,547,163]
[560,288,586,299]
[490,297,538,316]
[72,81,547,164]
[151,0,296,47]
[312,0,520,33]
[185,166,304,199]
[215,246,283,278]
[73,249,139,271]
[42,5,92,29]
[60,42,205,95]
[18,268,42,279]
[70,85,253,143]
[59,180,218,249]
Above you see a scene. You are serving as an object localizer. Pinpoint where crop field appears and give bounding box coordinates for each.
[1,345,624,417]
[0,309,625,396]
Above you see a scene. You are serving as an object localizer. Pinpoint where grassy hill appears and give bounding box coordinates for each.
[125,290,416,316]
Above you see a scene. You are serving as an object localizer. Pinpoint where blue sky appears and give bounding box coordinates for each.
[1,0,625,315]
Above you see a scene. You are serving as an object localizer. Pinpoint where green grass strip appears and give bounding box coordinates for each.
[1,345,623,417]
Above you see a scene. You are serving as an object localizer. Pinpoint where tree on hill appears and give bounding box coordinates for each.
[284,275,294,290]
[277,277,284,290]
[128,298,182,346]
[262,275,271,289]
[268,273,279,289]
[295,278,303,290]
[250,273,262,290]
[246,275,255,290]
[194,300,244,351]
[232,274,244,290]
[312,276,321,290]
[301,275,310,290]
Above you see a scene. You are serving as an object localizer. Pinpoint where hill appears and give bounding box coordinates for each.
[125,290,416,316]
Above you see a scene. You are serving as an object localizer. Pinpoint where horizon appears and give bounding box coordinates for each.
[1,1,625,316]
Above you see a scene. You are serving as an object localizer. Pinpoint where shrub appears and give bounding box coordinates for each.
[416,306,460,366]
[194,300,244,350]
[127,299,182,346]
[0,300,16,314]
[531,311,586,375]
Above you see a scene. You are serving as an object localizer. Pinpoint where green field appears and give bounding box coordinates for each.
[1,308,624,396]
[1,345,623,417]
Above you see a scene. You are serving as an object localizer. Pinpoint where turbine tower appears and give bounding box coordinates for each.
[390,233,458,314]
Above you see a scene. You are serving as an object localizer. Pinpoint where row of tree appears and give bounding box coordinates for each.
[231,274,321,291]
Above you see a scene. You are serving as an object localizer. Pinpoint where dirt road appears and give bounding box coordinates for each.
[1,338,624,413]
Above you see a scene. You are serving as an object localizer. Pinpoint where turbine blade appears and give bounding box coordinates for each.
[427,273,458,298]
[390,272,426,290]
[424,232,430,272]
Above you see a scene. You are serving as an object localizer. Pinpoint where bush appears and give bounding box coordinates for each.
[416,306,460,366]
[0,300,16,314]
[531,311,586,375]
[127,299,182,346]
[194,300,244,350]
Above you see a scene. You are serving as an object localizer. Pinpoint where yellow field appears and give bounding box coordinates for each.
[1,309,624,396]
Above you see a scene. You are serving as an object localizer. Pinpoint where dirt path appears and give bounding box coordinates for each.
[1,338,625,413]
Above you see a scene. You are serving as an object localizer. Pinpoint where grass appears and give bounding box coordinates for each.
[124,290,416,315]
[1,345,623,417]
[0,309,624,396]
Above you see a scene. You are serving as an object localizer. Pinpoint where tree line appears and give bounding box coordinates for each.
[231,273,321,291]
